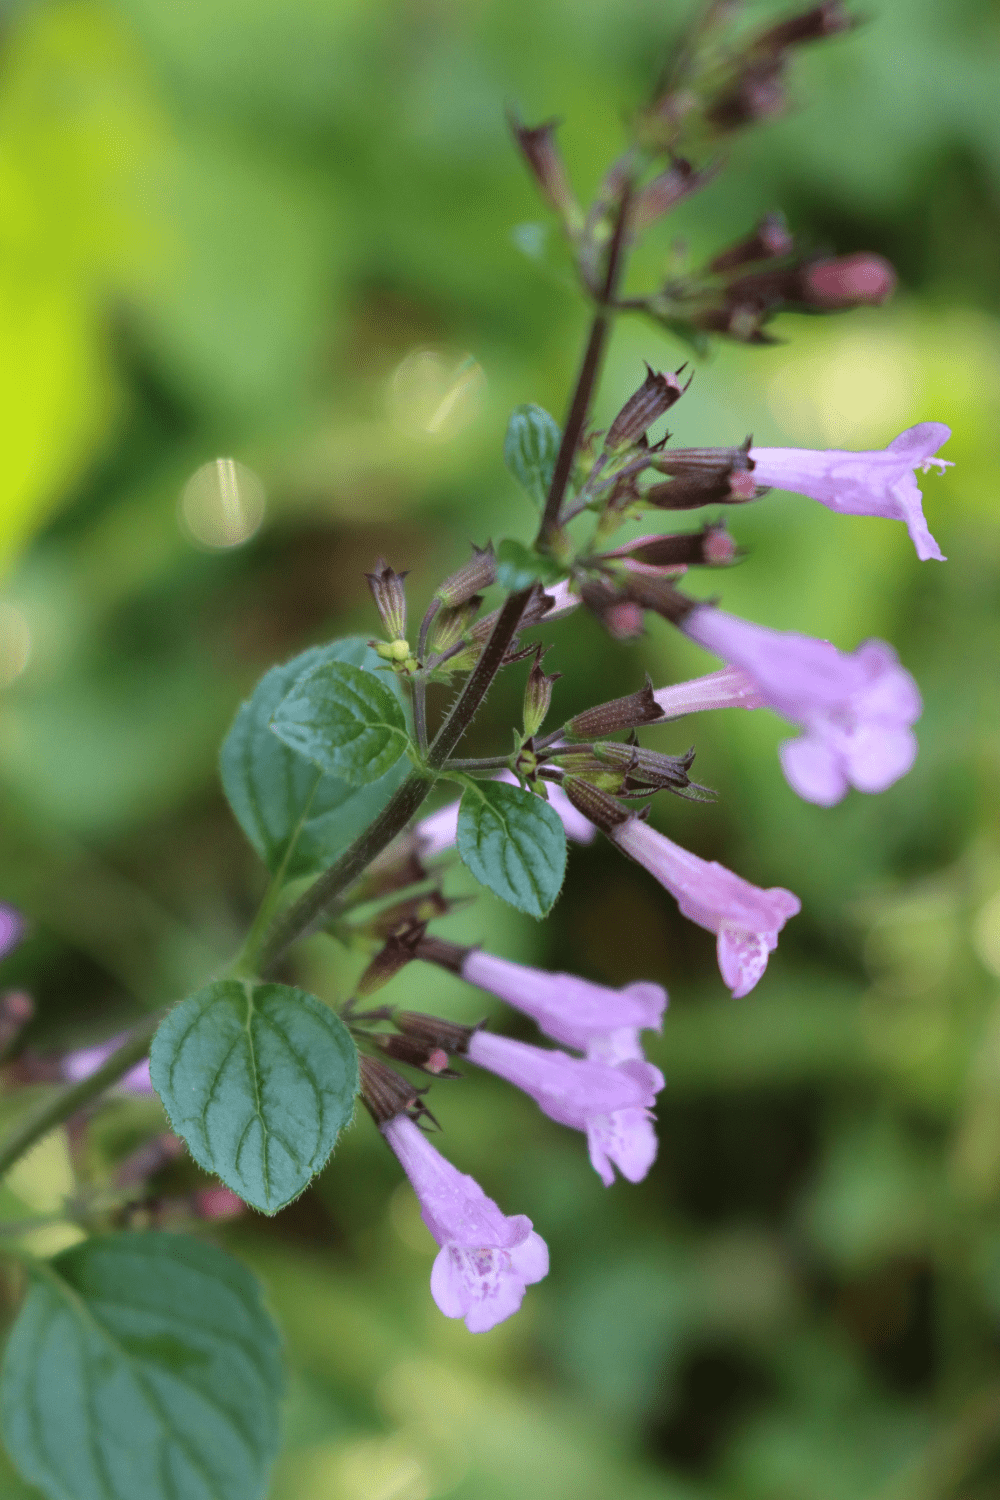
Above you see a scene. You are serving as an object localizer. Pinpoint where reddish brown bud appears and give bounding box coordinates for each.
[435,543,497,608]
[414,933,469,974]
[803,253,897,308]
[395,1012,479,1056]
[508,113,583,233]
[709,213,794,273]
[632,160,719,234]
[371,1032,464,1077]
[605,366,683,449]
[356,921,426,997]
[645,445,765,509]
[754,2,855,52]
[620,575,697,625]
[365,557,408,641]
[566,677,665,739]
[194,1186,247,1222]
[706,57,787,131]
[580,578,646,640]
[595,523,737,571]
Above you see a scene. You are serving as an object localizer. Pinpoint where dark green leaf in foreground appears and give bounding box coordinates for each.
[503,402,561,509]
[150,981,358,1214]
[456,779,567,919]
[494,539,566,593]
[219,637,411,880]
[0,1232,282,1500]
[270,657,409,785]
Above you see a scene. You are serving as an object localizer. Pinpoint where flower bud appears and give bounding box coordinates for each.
[370,887,449,940]
[706,57,787,131]
[365,557,408,641]
[632,160,718,235]
[753,1,854,52]
[430,597,483,654]
[523,647,560,737]
[372,1032,463,1077]
[580,578,645,640]
[802,253,897,308]
[645,445,763,509]
[566,677,665,739]
[414,933,469,974]
[508,113,584,234]
[560,776,631,833]
[708,212,794,273]
[193,1187,247,1222]
[605,366,683,450]
[358,1055,436,1127]
[395,1012,479,1056]
[435,543,497,608]
[595,741,699,794]
[595,523,737,571]
[618,575,697,626]
[356,921,426,997]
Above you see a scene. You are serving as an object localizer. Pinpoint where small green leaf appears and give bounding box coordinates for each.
[456,780,567,919]
[150,981,358,1214]
[504,403,561,509]
[270,658,410,785]
[219,637,411,879]
[494,539,565,593]
[0,1232,282,1500]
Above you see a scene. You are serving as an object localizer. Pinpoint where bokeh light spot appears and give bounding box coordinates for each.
[180,458,266,549]
[388,350,486,438]
[0,603,31,687]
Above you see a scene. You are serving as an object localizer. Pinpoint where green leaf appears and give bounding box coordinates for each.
[494,539,565,593]
[219,637,412,879]
[456,780,566,919]
[0,1232,282,1500]
[150,981,358,1214]
[503,403,561,509]
[270,658,410,786]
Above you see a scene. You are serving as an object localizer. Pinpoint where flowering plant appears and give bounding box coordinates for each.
[0,5,952,1498]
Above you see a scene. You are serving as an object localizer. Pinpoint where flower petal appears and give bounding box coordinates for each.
[587,1108,659,1185]
[844,724,918,793]
[717,924,773,998]
[779,734,848,806]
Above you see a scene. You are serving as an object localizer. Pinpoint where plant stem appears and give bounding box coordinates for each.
[537,184,633,547]
[426,589,534,769]
[0,1013,164,1181]
[441,756,515,772]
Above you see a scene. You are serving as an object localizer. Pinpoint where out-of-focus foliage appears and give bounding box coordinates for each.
[0,0,998,1496]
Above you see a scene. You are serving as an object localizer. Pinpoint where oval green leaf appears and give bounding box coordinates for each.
[219,637,412,880]
[0,1232,282,1500]
[270,658,409,785]
[503,402,561,509]
[150,981,358,1214]
[456,779,567,919]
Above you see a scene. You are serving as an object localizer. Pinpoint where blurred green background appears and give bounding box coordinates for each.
[0,0,998,1496]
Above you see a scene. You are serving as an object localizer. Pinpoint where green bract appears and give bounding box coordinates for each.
[456,779,567,919]
[150,980,358,1214]
[0,1234,282,1500]
[495,539,565,593]
[219,637,412,879]
[504,403,561,509]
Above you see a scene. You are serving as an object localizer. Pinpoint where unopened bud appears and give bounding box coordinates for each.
[560,776,630,833]
[706,57,787,131]
[620,575,697,625]
[508,113,584,234]
[709,212,794,273]
[194,1186,246,1222]
[754,1,855,52]
[632,160,718,234]
[365,558,408,640]
[370,888,448,940]
[580,578,645,640]
[596,741,696,792]
[430,597,483,653]
[595,522,737,571]
[645,445,764,509]
[605,366,683,449]
[356,921,426,997]
[395,1012,479,1056]
[414,933,469,974]
[435,543,497,607]
[803,253,897,308]
[523,647,560,737]
[372,1032,463,1077]
[567,677,665,739]
[359,1055,436,1127]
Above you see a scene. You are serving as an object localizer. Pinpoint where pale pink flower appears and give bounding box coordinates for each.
[62,1037,154,1095]
[467,1030,664,1186]
[0,904,22,959]
[683,605,922,806]
[612,819,800,998]
[382,1114,548,1332]
[653,664,765,718]
[460,948,665,1051]
[749,423,952,561]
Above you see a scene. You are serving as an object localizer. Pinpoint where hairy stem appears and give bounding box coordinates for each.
[0,1012,164,1181]
[537,184,633,546]
[427,589,534,769]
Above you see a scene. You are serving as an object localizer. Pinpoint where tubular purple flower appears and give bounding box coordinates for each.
[460,948,666,1051]
[653,665,765,718]
[748,423,952,561]
[611,819,800,998]
[682,605,922,805]
[61,1037,154,1095]
[381,1113,548,1331]
[466,1030,664,1185]
[584,1027,662,1186]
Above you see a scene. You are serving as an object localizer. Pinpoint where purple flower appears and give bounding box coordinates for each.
[611,819,800,998]
[466,1030,664,1186]
[0,904,23,960]
[62,1037,154,1095]
[682,605,922,806]
[652,665,765,719]
[460,948,666,1052]
[381,1113,548,1331]
[748,423,952,562]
